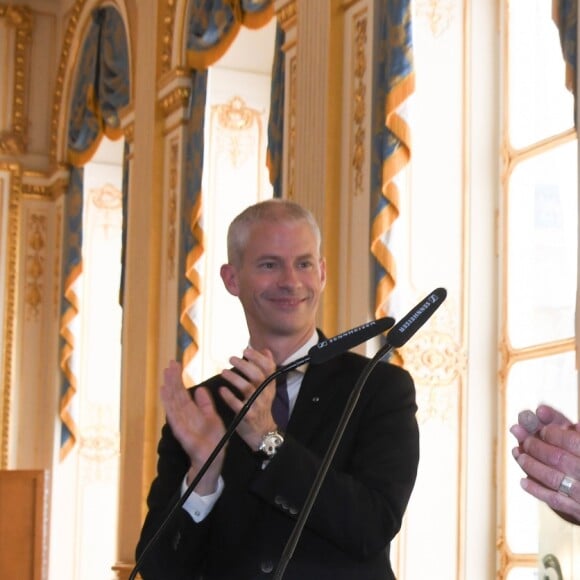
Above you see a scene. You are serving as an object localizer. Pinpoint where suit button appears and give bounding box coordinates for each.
[260,560,274,573]
[274,495,283,506]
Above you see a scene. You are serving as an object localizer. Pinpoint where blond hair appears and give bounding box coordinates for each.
[226,199,321,267]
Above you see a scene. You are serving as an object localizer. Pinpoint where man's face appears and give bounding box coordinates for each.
[221,219,326,344]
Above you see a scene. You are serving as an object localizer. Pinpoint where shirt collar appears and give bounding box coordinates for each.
[279,330,319,375]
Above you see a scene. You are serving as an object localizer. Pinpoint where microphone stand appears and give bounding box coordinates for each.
[273,287,446,579]
[272,340,394,580]
[129,358,308,580]
[130,315,395,579]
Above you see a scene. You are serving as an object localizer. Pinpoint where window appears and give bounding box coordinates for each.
[195,24,275,381]
[499,1,577,577]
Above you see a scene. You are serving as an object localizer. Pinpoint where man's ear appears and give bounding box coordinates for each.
[319,257,327,290]
[220,263,240,296]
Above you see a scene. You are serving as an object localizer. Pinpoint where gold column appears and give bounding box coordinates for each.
[275,0,343,335]
[113,0,163,577]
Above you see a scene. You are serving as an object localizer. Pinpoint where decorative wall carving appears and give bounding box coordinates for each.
[21,182,53,200]
[79,404,120,483]
[400,301,466,423]
[276,0,297,31]
[0,163,20,469]
[351,11,367,197]
[25,213,46,321]
[416,0,454,37]
[168,138,179,276]
[0,5,32,154]
[213,96,261,167]
[159,68,192,119]
[287,53,297,198]
[161,0,179,75]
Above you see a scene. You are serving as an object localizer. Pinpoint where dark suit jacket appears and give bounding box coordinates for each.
[136,348,419,580]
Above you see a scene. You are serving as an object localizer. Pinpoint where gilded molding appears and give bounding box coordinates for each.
[160,86,192,118]
[123,120,135,145]
[160,0,178,75]
[167,138,179,277]
[287,53,297,199]
[21,183,54,200]
[0,5,33,154]
[22,168,70,200]
[0,162,21,468]
[275,0,297,31]
[24,212,47,322]
[158,68,192,119]
[351,11,367,197]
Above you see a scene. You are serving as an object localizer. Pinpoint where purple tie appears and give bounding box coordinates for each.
[272,372,289,430]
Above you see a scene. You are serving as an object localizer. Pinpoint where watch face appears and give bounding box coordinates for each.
[260,431,284,457]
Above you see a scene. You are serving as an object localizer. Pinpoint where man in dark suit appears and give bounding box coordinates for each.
[136,199,419,579]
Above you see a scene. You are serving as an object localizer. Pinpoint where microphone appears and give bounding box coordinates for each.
[273,287,447,579]
[308,316,395,364]
[386,286,447,348]
[130,315,395,580]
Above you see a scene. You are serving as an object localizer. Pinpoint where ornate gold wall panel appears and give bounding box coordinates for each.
[338,0,372,330]
[160,0,180,75]
[351,12,367,198]
[23,213,46,322]
[158,67,192,135]
[277,0,297,31]
[0,5,32,155]
[0,163,20,469]
[167,138,179,276]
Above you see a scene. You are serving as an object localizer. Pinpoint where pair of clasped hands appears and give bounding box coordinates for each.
[161,348,279,496]
[511,404,580,525]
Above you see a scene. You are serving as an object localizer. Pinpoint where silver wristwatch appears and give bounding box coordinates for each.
[258,430,285,458]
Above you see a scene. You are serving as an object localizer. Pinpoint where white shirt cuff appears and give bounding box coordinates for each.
[180,476,224,523]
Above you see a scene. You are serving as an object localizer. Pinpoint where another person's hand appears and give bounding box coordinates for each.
[161,360,226,495]
[510,404,580,525]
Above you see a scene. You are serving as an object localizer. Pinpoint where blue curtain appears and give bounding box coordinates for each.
[178,0,275,379]
[178,70,208,384]
[370,0,414,319]
[187,0,273,70]
[267,22,285,198]
[67,7,130,165]
[59,6,130,460]
[59,166,84,459]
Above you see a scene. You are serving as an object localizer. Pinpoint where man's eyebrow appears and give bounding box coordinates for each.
[254,254,281,261]
[253,253,317,262]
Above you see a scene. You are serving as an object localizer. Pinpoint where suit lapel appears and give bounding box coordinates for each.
[287,357,344,444]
